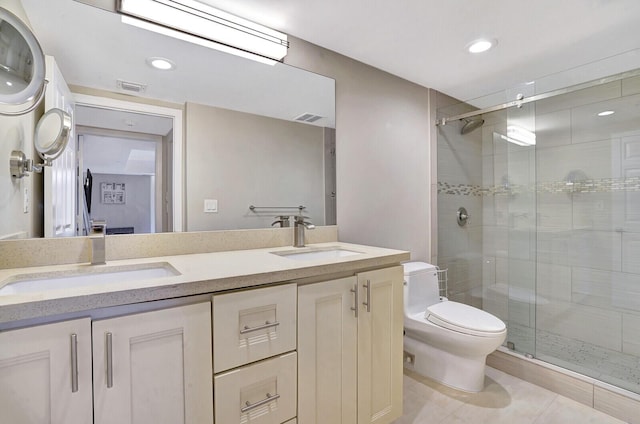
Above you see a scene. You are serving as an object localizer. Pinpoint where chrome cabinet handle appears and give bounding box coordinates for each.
[241,393,280,413]
[106,332,113,388]
[239,321,280,335]
[350,283,359,318]
[363,279,371,312]
[70,333,78,393]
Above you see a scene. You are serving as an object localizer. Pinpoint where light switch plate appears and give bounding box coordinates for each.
[204,199,218,213]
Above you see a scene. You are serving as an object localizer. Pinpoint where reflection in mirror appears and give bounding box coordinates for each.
[0,6,46,114]
[76,104,174,235]
[34,108,71,159]
[12,0,335,239]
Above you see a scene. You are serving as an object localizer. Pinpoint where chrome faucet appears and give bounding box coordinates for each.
[293,216,315,247]
[89,219,106,265]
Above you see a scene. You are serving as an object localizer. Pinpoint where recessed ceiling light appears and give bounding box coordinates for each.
[146,57,175,70]
[597,110,615,116]
[467,39,496,54]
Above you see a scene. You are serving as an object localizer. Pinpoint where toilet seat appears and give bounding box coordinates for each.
[426,301,506,337]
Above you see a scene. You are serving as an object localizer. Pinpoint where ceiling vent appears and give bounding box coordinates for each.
[116,79,147,94]
[294,113,324,123]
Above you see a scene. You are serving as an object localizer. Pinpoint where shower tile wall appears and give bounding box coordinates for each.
[438,73,640,394]
[533,77,640,373]
[436,92,484,308]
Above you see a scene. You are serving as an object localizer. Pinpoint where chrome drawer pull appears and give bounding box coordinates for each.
[106,332,113,388]
[363,279,371,312]
[70,333,78,393]
[350,283,358,318]
[239,320,280,334]
[241,393,281,413]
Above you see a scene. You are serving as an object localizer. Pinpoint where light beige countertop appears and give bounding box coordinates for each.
[0,242,409,324]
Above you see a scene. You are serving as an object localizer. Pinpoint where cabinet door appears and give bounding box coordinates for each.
[298,277,358,424]
[357,266,404,424]
[93,302,213,424]
[0,318,92,424]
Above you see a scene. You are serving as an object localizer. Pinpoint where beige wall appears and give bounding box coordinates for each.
[185,102,325,231]
[285,37,432,260]
[0,112,40,239]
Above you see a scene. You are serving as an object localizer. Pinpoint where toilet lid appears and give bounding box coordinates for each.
[426,301,506,337]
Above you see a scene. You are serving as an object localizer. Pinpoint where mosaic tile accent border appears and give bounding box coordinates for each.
[438,176,640,196]
[437,182,484,196]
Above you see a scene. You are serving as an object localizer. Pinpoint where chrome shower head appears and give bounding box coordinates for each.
[460,117,485,134]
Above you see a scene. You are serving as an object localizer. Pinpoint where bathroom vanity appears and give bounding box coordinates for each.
[0,241,408,424]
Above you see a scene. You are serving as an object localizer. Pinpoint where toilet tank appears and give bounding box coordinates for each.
[403,262,440,315]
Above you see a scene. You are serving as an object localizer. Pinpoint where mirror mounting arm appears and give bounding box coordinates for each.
[9,150,49,179]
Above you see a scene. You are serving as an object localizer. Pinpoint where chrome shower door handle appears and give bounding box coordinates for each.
[70,333,78,393]
[363,279,371,312]
[350,283,359,318]
[106,332,113,388]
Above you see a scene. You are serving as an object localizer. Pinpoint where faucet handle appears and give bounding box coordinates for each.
[90,219,106,233]
[271,216,291,227]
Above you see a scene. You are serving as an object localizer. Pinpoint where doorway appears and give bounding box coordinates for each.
[73,94,183,235]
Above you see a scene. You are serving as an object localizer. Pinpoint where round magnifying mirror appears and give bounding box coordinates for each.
[0,7,46,109]
[35,108,72,160]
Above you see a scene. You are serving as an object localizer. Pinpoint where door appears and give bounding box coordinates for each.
[357,267,404,424]
[44,55,76,237]
[298,277,358,423]
[0,318,92,424]
[92,302,213,424]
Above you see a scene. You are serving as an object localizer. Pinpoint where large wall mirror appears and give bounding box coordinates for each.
[12,0,335,238]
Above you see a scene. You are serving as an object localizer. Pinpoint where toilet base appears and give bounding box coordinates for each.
[403,336,487,392]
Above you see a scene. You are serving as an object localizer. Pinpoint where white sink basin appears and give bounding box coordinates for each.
[0,262,179,295]
[272,247,363,261]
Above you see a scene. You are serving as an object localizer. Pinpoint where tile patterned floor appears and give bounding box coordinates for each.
[508,323,640,394]
[394,367,626,424]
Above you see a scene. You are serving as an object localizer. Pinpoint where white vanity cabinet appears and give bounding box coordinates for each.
[0,302,212,424]
[92,302,213,424]
[0,318,93,424]
[298,266,404,424]
[0,246,406,424]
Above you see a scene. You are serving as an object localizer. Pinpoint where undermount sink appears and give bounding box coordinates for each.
[0,262,180,296]
[272,247,363,261]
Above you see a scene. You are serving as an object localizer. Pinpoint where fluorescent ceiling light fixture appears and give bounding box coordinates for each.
[122,16,276,65]
[467,38,496,53]
[146,57,176,70]
[597,110,615,116]
[499,125,536,146]
[117,0,288,64]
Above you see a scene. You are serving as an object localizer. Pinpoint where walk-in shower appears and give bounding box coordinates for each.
[436,60,640,396]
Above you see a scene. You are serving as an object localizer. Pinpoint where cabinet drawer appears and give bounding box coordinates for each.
[214,352,297,424]
[213,284,296,372]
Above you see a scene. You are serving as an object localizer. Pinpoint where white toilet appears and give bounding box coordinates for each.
[403,262,507,392]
